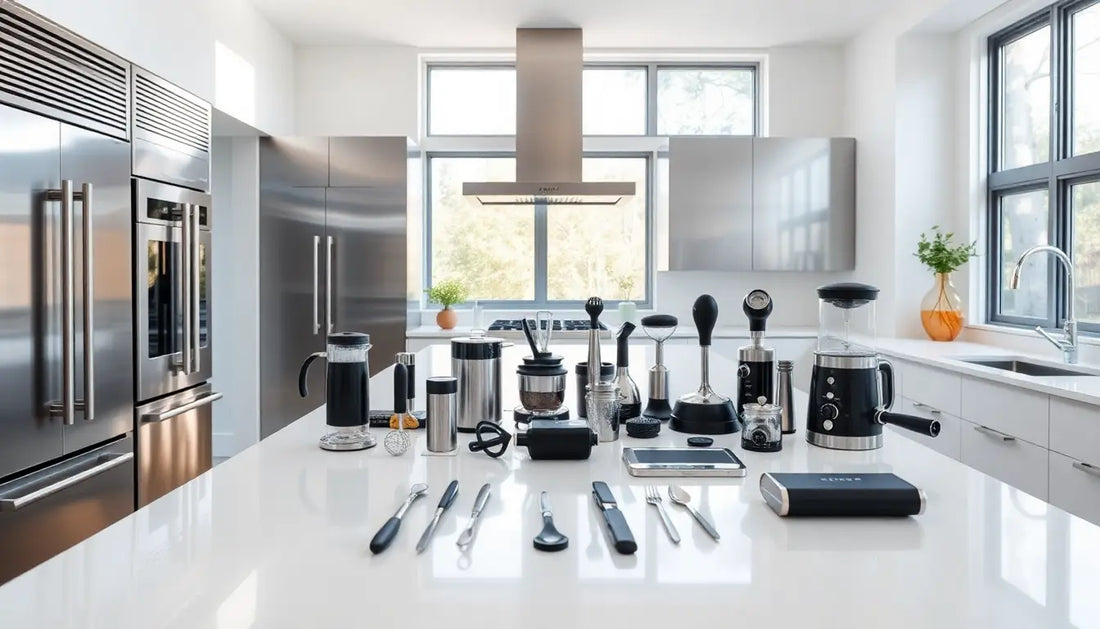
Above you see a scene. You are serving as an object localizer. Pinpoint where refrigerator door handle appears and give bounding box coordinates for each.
[0,452,133,512]
[191,201,201,374]
[326,235,334,333]
[180,203,193,375]
[313,235,320,335]
[46,181,76,425]
[141,392,223,423]
[79,182,94,421]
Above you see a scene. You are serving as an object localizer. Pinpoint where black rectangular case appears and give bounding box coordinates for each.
[759,472,925,517]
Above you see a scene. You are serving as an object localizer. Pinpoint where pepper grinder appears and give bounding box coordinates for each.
[395,352,422,424]
[614,322,641,421]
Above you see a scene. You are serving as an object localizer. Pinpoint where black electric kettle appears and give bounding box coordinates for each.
[299,332,374,450]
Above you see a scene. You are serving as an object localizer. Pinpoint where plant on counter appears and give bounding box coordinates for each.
[914,226,978,342]
[425,279,469,330]
[615,274,637,324]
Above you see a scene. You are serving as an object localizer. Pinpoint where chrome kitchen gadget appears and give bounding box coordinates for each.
[384,364,412,456]
[741,396,783,453]
[369,483,428,554]
[668,485,720,541]
[456,483,492,550]
[776,361,796,434]
[670,295,738,435]
[533,492,569,552]
[807,283,940,451]
[644,485,681,544]
[298,332,375,451]
[574,361,613,419]
[591,482,637,555]
[622,447,746,477]
[395,352,420,419]
[587,382,621,442]
[641,314,678,420]
[614,322,642,422]
[416,480,460,554]
[1010,245,1078,364]
[426,377,458,454]
[584,296,607,391]
[452,333,504,432]
[737,290,776,414]
[515,317,569,424]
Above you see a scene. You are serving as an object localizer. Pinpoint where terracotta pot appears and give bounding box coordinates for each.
[436,306,458,330]
[920,272,964,341]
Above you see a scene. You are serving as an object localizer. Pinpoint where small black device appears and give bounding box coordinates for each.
[670,295,738,434]
[759,472,926,517]
[687,437,713,447]
[515,419,598,460]
[622,447,746,477]
[737,290,775,415]
[468,421,511,458]
[591,482,637,554]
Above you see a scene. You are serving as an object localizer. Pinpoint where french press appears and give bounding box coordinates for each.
[299,332,375,451]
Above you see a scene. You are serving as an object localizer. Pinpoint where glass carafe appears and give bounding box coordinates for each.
[299,332,375,451]
[817,283,880,355]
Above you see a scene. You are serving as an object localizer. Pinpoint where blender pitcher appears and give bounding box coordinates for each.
[299,332,375,451]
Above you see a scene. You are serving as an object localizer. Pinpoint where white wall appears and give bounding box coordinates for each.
[20,0,295,134]
[211,135,261,457]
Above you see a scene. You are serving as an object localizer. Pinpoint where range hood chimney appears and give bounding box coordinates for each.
[463,28,635,205]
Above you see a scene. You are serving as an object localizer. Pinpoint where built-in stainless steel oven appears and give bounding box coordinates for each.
[134,178,212,402]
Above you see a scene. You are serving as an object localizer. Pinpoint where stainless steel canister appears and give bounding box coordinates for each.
[426,376,458,453]
[586,381,621,442]
[776,360,795,434]
[451,334,503,432]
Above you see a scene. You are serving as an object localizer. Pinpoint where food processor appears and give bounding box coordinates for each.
[806,283,941,450]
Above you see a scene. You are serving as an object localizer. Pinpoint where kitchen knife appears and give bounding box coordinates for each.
[591,481,637,555]
[455,483,492,549]
[416,480,459,554]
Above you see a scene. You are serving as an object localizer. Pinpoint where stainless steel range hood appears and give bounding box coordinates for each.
[463,29,635,205]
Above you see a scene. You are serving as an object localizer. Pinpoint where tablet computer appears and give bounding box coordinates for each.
[622,447,747,477]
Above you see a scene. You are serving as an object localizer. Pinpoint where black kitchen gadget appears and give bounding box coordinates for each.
[759,472,926,517]
[622,447,746,477]
[515,419,598,460]
[670,295,738,435]
[298,332,375,451]
[468,421,512,458]
[641,314,678,420]
[591,482,637,554]
[613,323,642,422]
[625,416,661,439]
[687,437,713,447]
[574,362,614,419]
[737,290,775,414]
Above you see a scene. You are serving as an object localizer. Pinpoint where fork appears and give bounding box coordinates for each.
[645,485,680,544]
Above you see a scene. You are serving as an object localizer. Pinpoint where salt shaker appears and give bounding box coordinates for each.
[586,382,621,442]
[426,376,458,454]
[777,361,796,434]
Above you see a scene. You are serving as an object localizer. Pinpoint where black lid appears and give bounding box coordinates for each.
[517,357,567,376]
[426,376,457,394]
[817,283,879,307]
[327,332,370,346]
[574,361,615,377]
[451,335,504,360]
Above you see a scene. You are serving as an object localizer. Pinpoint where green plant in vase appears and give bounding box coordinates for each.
[914,227,977,341]
[615,274,638,324]
[425,279,469,330]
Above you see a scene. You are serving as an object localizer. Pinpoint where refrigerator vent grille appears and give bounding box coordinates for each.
[0,4,129,137]
[134,73,210,154]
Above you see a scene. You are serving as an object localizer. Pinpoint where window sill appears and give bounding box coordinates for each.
[967,322,1100,347]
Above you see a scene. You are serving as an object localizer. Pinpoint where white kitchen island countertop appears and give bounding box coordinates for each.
[0,344,1097,628]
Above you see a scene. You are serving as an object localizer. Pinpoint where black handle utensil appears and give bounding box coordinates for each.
[591,481,637,554]
[370,483,428,554]
[521,318,543,358]
[533,491,569,552]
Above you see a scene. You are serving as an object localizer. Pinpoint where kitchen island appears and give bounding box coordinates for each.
[0,343,1097,628]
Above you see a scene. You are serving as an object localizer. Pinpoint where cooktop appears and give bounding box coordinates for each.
[488,319,608,332]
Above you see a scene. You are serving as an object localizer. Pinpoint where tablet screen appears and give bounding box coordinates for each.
[631,448,739,465]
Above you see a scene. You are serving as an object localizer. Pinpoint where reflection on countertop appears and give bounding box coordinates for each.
[0,344,1097,628]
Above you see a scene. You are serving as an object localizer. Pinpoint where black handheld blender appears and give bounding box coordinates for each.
[640,314,678,420]
[737,289,775,415]
[669,295,738,435]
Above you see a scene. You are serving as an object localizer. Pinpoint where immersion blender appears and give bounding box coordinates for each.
[736,289,775,414]
[640,314,678,420]
[613,322,641,421]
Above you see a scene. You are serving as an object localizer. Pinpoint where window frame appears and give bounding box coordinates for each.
[987,0,1100,332]
[424,151,655,309]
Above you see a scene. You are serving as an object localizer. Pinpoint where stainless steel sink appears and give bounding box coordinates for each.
[958,358,1097,377]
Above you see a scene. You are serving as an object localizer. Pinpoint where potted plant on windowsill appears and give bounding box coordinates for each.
[915,226,977,342]
[425,279,469,331]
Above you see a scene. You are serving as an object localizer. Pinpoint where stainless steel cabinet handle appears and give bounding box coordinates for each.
[1073,461,1100,478]
[141,392,223,423]
[326,235,334,333]
[80,183,94,421]
[180,204,193,375]
[46,181,75,425]
[0,452,133,511]
[191,202,201,374]
[912,402,941,415]
[312,235,320,335]
[973,424,1015,442]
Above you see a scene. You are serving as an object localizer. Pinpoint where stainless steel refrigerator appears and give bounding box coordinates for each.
[0,2,135,584]
[259,137,415,438]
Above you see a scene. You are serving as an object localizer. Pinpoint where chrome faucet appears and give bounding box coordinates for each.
[1009,245,1078,364]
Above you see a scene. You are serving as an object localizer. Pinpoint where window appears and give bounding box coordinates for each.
[988,1,1100,331]
[425,60,758,306]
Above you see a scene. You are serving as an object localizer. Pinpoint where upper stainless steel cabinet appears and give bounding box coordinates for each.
[753,138,855,271]
[667,137,855,272]
[669,137,754,271]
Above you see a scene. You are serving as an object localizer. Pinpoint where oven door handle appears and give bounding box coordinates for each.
[180,204,193,375]
[190,202,201,374]
[141,392,223,423]
[0,452,133,511]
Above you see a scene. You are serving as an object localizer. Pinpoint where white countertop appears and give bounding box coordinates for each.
[408,324,818,340]
[1,344,1098,628]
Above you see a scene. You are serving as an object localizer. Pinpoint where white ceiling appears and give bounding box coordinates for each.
[252,0,906,48]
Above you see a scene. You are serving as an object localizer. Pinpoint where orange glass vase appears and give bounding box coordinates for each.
[920,273,964,341]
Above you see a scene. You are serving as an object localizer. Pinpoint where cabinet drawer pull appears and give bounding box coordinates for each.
[0,452,133,511]
[912,402,942,415]
[973,425,1015,442]
[1072,461,1100,478]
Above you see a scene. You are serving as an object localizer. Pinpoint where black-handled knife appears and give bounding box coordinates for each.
[592,481,637,555]
[416,480,459,553]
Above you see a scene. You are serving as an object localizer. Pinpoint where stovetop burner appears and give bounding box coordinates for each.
[488,319,607,332]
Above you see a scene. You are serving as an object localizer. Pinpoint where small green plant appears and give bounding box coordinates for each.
[425,279,469,308]
[615,275,636,301]
[915,226,978,274]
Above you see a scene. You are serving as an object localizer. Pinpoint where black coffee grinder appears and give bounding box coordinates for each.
[299,332,375,451]
[670,295,738,435]
[806,283,940,450]
[736,289,775,414]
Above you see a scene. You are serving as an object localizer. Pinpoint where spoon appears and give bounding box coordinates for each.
[668,485,720,541]
[369,483,429,554]
[533,491,568,552]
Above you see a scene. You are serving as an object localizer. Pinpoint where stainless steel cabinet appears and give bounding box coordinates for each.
[668,137,855,272]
